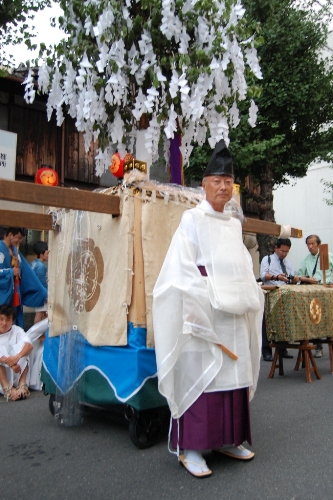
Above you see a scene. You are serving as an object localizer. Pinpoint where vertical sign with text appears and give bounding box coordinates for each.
[0,129,17,180]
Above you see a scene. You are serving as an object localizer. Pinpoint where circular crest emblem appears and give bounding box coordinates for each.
[309,298,322,325]
[66,238,104,313]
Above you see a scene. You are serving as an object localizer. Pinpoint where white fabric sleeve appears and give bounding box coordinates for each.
[153,225,223,418]
[260,256,269,281]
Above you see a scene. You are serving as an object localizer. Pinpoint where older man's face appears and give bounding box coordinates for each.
[306,237,319,255]
[202,175,234,212]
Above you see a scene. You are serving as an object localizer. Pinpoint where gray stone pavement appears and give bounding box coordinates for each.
[1,348,333,500]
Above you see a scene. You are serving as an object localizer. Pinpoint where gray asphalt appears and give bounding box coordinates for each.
[1,349,332,500]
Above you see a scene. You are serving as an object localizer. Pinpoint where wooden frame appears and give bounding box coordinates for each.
[1,179,302,237]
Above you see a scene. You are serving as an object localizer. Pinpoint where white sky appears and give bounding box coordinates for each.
[7,2,64,66]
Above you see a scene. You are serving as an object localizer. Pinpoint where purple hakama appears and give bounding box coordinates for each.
[171,388,251,450]
[171,266,253,450]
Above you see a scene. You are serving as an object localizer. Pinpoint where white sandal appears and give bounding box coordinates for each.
[15,383,30,400]
[214,445,255,461]
[179,453,212,478]
[2,385,14,402]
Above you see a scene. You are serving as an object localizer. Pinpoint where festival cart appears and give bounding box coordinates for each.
[41,180,205,448]
[0,176,303,447]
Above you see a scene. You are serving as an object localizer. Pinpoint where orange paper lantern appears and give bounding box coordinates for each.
[35,167,59,186]
[110,151,124,178]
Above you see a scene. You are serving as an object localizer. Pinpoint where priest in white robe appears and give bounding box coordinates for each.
[153,140,264,478]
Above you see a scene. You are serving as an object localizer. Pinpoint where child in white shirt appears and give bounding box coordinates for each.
[0,304,33,401]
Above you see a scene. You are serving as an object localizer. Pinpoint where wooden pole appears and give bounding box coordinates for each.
[0,209,53,231]
[128,196,147,326]
[243,217,302,238]
[319,243,329,287]
[0,179,120,215]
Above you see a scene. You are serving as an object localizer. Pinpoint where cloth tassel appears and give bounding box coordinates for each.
[168,415,178,457]
[13,276,20,306]
[169,132,183,185]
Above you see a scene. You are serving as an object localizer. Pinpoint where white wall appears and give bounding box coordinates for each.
[273,163,333,272]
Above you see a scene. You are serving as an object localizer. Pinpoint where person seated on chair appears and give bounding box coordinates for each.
[298,234,333,358]
[0,304,33,401]
[260,238,299,361]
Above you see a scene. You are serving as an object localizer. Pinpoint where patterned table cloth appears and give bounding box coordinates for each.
[265,285,333,342]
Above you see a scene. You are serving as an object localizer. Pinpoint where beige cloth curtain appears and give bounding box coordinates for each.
[141,196,189,347]
[48,191,134,346]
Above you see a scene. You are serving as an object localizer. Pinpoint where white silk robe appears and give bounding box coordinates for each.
[152,201,264,418]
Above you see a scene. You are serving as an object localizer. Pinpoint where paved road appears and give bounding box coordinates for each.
[1,349,333,500]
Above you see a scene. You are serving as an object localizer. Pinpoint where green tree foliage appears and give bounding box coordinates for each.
[185,0,333,258]
[0,0,51,72]
[322,178,333,205]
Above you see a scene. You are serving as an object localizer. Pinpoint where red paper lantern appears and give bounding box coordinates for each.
[35,167,59,186]
[110,151,124,178]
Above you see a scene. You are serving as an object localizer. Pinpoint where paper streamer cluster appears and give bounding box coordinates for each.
[24,0,262,175]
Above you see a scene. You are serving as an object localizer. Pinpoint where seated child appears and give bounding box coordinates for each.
[0,304,33,401]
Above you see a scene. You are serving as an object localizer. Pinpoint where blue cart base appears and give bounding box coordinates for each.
[42,322,169,448]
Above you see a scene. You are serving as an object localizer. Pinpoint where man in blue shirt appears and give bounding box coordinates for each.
[30,241,49,324]
[30,241,48,290]
[0,228,47,328]
[260,238,299,361]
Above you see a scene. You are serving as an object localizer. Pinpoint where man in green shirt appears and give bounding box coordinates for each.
[298,234,333,357]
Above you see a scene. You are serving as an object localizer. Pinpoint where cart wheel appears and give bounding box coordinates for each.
[129,413,162,449]
[48,394,63,416]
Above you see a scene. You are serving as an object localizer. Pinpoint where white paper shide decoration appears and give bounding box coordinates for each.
[24,0,262,175]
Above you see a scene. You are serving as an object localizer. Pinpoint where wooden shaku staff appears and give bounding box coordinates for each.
[218,344,238,361]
